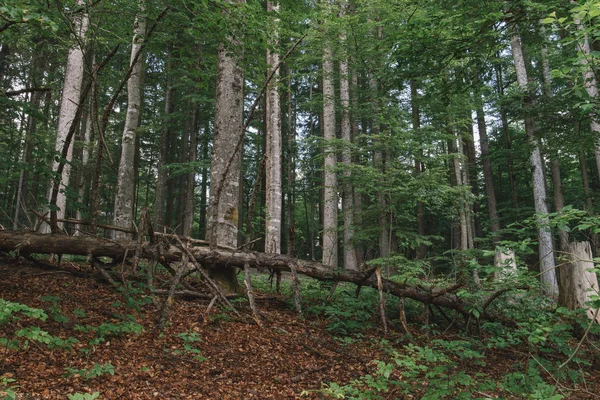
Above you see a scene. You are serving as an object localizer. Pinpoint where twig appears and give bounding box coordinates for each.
[157,252,188,331]
[290,262,303,315]
[171,234,241,318]
[375,267,388,333]
[244,263,263,327]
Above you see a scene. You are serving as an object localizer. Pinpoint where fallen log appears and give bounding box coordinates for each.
[0,231,514,323]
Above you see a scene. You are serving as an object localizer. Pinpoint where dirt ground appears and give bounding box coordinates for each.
[0,254,598,399]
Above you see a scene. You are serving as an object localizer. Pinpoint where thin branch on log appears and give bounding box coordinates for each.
[171,234,241,318]
[91,258,118,287]
[376,268,388,334]
[290,262,302,315]
[158,253,188,331]
[244,263,263,327]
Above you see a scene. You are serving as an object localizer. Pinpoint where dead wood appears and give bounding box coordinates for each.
[0,231,515,324]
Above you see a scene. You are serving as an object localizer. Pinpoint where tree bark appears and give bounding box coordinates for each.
[509,28,558,298]
[114,3,146,239]
[322,31,338,268]
[570,2,600,179]
[475,89,500,246]
[559,241,600,323]
[0,230,511,324]
[265,0,282,256]
[207,1,246,291]
[339,1,357,271]
[154,71,174,233]
[39,3,89,233]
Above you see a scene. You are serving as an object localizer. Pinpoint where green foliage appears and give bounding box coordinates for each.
[170,331,207,362]
[0,299,47,324]
[67,393,100,400]
[40,295,69,324]
[0,376,17,400]
[64,363,114,381]
[14,326,78,350]
[74,321,144,346]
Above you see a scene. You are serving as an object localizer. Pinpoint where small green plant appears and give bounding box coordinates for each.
[67,392,100,400]
[171,331,206,362]
[0,375,17,400]
[75,321,144,346]
[14,326,78,350]
[40,295,69,324]
[0,299,47,324]
[64,363,114,381]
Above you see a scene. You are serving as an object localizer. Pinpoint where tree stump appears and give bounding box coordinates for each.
[559,241,600,323]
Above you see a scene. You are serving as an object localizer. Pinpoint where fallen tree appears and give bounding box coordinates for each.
[0,230,519,325]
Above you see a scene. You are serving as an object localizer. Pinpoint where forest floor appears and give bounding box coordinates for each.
[0,255,599,399]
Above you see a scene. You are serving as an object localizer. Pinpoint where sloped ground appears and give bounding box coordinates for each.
[0,255,598,399]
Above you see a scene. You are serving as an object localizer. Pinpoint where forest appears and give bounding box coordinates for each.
[1,0,600,398]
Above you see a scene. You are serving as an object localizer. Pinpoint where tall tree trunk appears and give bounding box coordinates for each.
[114,4,146,239]
[154,73,174,233]
[475,89,501,245]
[183,107,199,237]
[339,1,357,271]
[207,1,245,291]
[351,72,364,265]
[570,2,600,179]
[199,120,210,238]
[509,28,558,298]
[540,40,569,251]
[411,81,427,259]
[322,33,338,268]
[39,3,89,233]
[265,0,282,255]
[495,63,519,209]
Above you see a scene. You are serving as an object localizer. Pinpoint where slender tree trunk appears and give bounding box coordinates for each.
[154,73,174,233]
[580,147,593,210]
[509,28,558,298]
[339,2,357,271]
[570,2,600,179]
[411,81,427,259]
[351,72,364,265]
[114,3,146,239]
[265,0,282,255]
[475,89,501,245]
[199,120,210,239]
[39,3,89,233]
[495,63,519,209]
[183,107,199,237]
[322,33,338,268]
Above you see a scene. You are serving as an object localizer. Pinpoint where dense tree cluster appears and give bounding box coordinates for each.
[1,0,600,314]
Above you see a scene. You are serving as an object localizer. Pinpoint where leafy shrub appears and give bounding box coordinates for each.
[64,362,114,381]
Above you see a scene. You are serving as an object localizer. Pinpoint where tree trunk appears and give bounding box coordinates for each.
[475,89,500,246]
[322,34,338,268]
[114,4,146,239]
[509,28,558,298]
[183,107,199,237]
[265,0,282,256]
[154,74,174,233]
[559,241,600,323]
[207,2,245,290]
[39,3,89,233]
[411,81,427,259]
[570,2,600,179]
[495,63,519,209]
[339,2,357,271]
